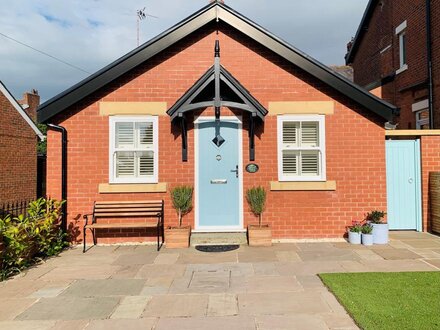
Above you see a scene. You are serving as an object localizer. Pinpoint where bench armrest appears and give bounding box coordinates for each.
[83,213,93,226]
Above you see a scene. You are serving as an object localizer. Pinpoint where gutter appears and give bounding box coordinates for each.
[426,0,435,128]
[47,124,68,233]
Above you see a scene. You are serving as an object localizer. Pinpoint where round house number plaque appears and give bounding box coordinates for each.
[246,163,259,173]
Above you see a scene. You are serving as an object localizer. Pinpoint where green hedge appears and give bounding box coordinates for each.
[0,198,68,280]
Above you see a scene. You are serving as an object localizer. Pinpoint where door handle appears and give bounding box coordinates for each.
[231,165,239,178]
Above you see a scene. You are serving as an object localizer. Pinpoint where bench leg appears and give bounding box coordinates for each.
[83,227,87,253]
[92,229,97,245]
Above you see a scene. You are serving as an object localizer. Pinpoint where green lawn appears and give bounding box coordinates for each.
[319,272,440,330]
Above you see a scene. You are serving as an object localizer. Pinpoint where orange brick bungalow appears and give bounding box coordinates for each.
[37,2,397,244]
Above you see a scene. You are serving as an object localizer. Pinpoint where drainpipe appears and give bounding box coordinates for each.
[47,124,68,233]
[426,0,435,128]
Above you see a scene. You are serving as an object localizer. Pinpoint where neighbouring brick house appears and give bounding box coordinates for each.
[346,0,440,129]
[38,1,399,243]
[0,81,44,203]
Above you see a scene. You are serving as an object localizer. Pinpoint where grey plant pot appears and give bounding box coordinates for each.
[348,231,361,245]
[372,223,389,244]
[362,233,374,246]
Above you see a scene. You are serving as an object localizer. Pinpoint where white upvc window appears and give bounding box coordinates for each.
[277,115,326,182]
[396,20,408,74]
[416,109,430,129]
[109,116,158,184]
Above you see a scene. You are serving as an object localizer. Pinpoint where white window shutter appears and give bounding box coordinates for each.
[282,121,299,147]
[116,122,135,148]
[301,122,319,147]
[116,151,135,177]
[138,151,154,176]
[137,122,154,146]
[301,151,319,176]
[282,150,299,176]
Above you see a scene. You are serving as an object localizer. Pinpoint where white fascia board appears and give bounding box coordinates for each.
[0,81,45,141]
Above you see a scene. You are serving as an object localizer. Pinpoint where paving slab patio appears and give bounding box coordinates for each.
[1,232,440,329]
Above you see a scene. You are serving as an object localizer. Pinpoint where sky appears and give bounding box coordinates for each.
[0,0,369,103]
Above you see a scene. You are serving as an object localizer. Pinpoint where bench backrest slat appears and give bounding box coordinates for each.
[92,200,163,219]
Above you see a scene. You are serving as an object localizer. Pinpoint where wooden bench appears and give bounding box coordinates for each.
[83,200,164,252]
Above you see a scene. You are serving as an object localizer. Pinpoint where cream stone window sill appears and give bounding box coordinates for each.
[99,183,167,194]
[270,181,336,191]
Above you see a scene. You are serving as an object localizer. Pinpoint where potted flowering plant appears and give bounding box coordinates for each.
[347,221,362,244]
[247,186,271,246]
[366,210,388,244]
[361,223,373,246]
[165,186,193,249]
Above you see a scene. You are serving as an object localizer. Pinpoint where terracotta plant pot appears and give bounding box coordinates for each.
[248,224,272,247]
[165,226,190,249]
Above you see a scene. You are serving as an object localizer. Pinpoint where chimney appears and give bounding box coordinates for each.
[19,89,40,122]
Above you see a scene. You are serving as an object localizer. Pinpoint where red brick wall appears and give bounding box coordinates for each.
[0,91,37,202]
[350,0,434,129]
[47,23,387,243]
[421,135,440,231]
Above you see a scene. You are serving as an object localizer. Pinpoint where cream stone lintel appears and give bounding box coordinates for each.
[270,181,337,191]
[385,130,440,136]
[268,101,334,115]
[100,102,167,116]
[99,183,168,194]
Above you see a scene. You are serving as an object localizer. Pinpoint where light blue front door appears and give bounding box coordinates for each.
[386,140,422,231]
[197,119,241,230]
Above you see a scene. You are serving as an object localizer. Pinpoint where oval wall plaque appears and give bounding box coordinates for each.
[246,163,259,173]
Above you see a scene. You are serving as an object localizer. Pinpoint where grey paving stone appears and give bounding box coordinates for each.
[237,250,278,263]
[154,253,179,264]
[321,312,359,329]
[0,280,46,299]
[112,253,157,266]
[353,249,383,261]
[62,279,145,297]
[297,249,360,262]
[50,320,90,330]
[277,261,345,276]
[360,259,438,272]
[85,318,157,330]
[155,316,256,330]
[110,296,151,319]
[16,296,120,320]
[0,299,38,320]
[135,264,186,279]
[110,265,142,279]
[395,239,440,249]
[256,314,328,330]
[276,251,301,262]
[252,262,280,275]
[177,252,237,264]
[207,293,238,316]
[185,262,254,277]
[29,286,67,298]
[238,292,331,315]
[296,243,335,251]
[0,320,56,330]
[373,248,423,260]
[241,275,302,293]
[40,265,120,280]
[142,294,209,318]
[296,275,325,290]
[189,270,230,291]
[424,258,440,269]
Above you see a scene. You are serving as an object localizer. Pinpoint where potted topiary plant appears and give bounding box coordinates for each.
[366,210,388,244]
[246,186,271,246]
[361,223,373,246]
[166,186,193,249]
[347,221,362,245]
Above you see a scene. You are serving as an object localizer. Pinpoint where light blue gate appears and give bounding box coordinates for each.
[385,139,422,231]
[197,119,241,230]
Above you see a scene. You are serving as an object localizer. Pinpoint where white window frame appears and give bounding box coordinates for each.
[109,116,159,184]
[396,20,408,74]
[277,115,326,182]
[416,110,429,129]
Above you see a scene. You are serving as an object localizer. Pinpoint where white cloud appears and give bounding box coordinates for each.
[0,0,368,102]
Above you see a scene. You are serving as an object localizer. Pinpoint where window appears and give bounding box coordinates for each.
[416,109,430,129]
[277,115,326,182]
[109,116,158,183]
[396,20,408,74]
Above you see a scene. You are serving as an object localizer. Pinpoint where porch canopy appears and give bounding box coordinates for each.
[167,41,268,162]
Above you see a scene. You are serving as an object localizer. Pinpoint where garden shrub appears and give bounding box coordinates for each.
[0,198,68,280]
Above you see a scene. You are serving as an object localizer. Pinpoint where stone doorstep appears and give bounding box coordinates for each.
[190,232,248,246]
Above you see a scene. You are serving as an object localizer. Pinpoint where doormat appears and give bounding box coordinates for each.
[195,245,240,253]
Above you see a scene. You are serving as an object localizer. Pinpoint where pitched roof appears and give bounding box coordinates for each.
[345,0,378,64]
[0,81,45,141]
[37,1,397,123]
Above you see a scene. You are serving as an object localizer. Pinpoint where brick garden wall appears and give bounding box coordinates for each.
[46,23,387,243]
[0,92,38,202]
